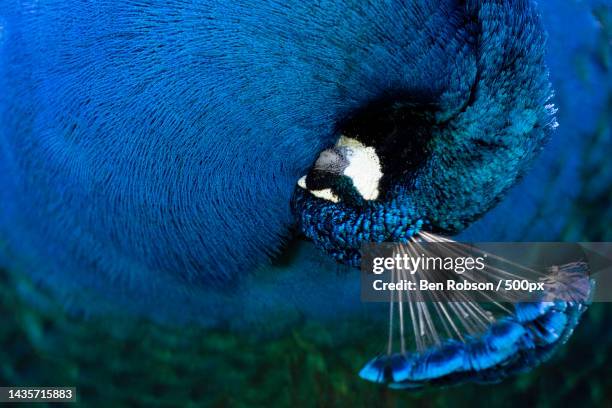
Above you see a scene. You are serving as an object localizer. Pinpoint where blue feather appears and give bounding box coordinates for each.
[409,341,466,381]
[389,353,415,383]
[485,320,527,351]
[530,310,568,345]
[358,355,390,384]
[514,301,555,322]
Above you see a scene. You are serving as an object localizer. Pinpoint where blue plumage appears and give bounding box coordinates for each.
[1,0,480,322]
[529,310,568,345]
[466,335,518,372]
[411,342,466,381]
[514,301,555,323]
[293,0,554,265]
[389,353,414,383]
[359,278,592,389]
[485,320,526,351]
[360,309,587,388]
[358,355,390,384]
[0,0,602,328]
[0,0,606,392]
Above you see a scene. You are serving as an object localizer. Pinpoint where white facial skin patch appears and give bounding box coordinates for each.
[337,136,383,200]
[297,176,340,202]
[297,136,383,202]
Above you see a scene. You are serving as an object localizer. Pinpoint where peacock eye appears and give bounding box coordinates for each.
[297,101,437,208]
[298,135,383,204]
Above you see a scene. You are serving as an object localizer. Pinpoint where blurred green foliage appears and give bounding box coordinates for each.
[1,259,611,407]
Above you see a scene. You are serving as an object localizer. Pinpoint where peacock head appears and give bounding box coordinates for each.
[293,92,556,267]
